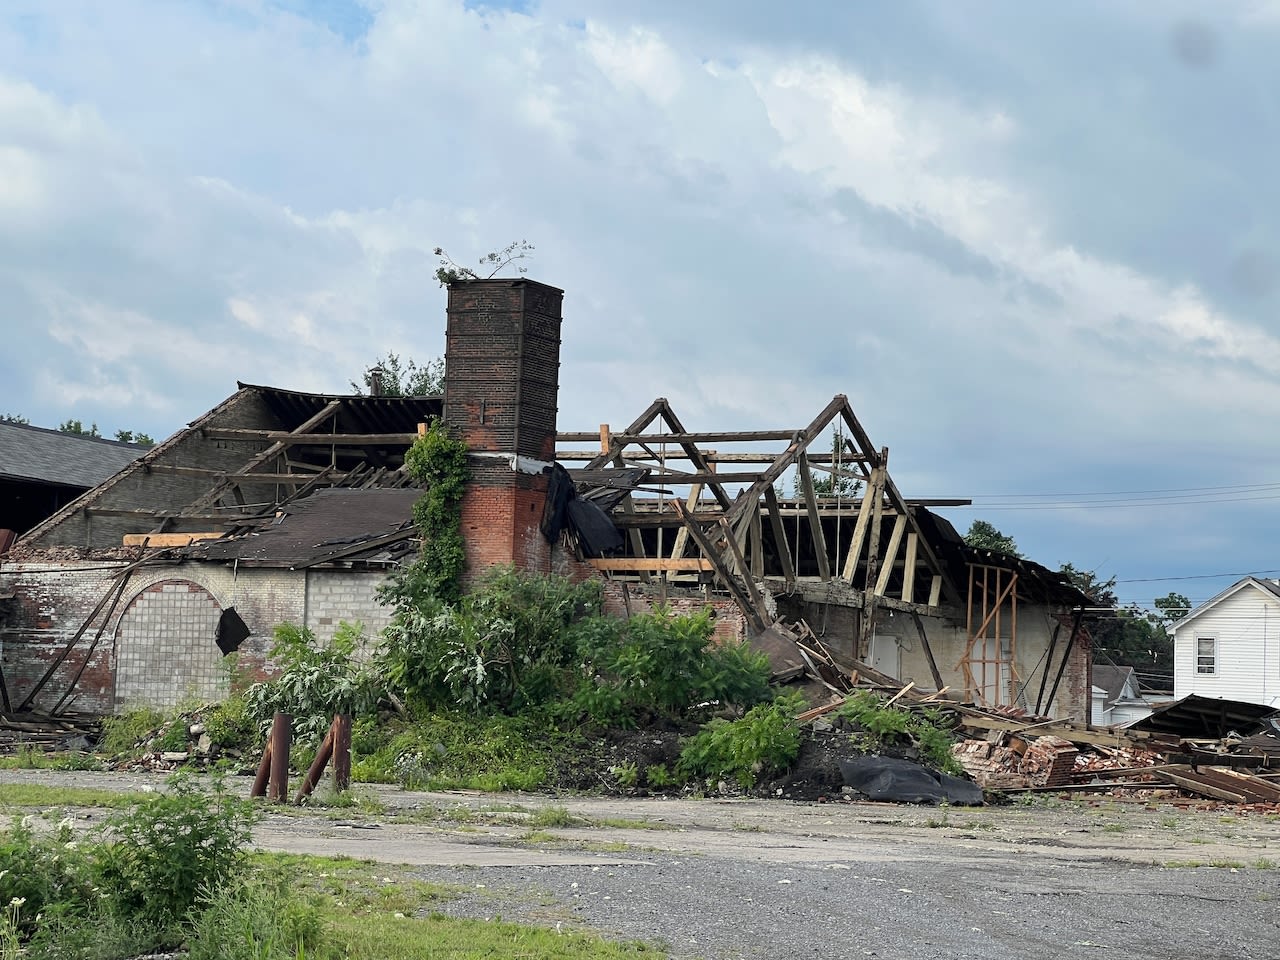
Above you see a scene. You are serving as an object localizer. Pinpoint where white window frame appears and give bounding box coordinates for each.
[1195,636,1217,676]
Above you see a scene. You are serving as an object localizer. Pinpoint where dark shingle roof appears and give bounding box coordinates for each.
[0,421,146,488]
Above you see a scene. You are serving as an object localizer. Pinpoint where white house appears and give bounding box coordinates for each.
[1090,664,1153,726]
[1170,577,1280,709]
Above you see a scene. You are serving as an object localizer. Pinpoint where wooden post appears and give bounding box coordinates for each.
[333,713,352,792]
[268,711,292,803]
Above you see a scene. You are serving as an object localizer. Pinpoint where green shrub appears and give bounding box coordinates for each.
[186,872,327,960]
[568,608,772,725]
[351,711,567,792]
[836,692,964,776]
[203,694,257,750]
[0,818,94,940]
[92,773,257,929]
[676,694,805,789]
[378,567,602,712]
[645,763,677,789]
[154,721,190,753]
[99,707,166,755]
[245,621,382,744]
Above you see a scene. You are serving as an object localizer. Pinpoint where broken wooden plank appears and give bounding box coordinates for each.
[874,514,907,596]
[797,454,831,581]
[122,533,225,547]
[587,558,715,572]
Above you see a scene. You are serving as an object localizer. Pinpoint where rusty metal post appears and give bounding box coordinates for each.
[250,741,272,798]
[333,713,351,793]
[267,711,292,803]
[294,724,336,804]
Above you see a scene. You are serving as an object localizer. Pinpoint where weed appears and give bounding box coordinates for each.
[645,763,677,789]
[99,707,166,755]
[185,872,325,960]
[93,773,257,929]
[0,784,146,809]
[529,805,578,828]
[1254,858,1277,870]
[519,830,559,844]
[1101,823,1127,834]
[593,817,669,831]
[609,761,640,788]
[836,692,964,775]
[676,693,805,789]
[0,747,100,772]
[202,694,257,750]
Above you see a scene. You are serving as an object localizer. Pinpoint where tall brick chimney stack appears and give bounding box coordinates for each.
[443,278,564,581]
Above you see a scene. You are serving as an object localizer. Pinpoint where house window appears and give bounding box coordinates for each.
[1196,637,1216,675]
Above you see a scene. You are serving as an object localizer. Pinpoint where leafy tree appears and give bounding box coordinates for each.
[0,413,29,424]
[434,239,534,286]
[1153,591,1192,625]
[351,351,445,397]
[58,418,100,438]
[964,520,1022,557]
[1059,563,1174,679]
[114,429,156,446]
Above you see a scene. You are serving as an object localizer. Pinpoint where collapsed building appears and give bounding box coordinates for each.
[0,279,1095,720]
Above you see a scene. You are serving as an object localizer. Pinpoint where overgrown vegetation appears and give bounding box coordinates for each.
[387,420,470,603]
[676,693,807,788]
[835,690,965,776]
[245,621,381,744]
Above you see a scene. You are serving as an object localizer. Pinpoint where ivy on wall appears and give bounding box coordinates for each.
[403,420,470,602]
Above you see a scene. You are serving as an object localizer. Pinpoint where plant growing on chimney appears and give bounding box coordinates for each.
[434,239,534,285]
[401,419,470,602]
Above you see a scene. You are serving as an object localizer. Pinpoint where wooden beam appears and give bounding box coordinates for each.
[556,451,869,464]
[858,457,886,658]
[200,430,418,445]
[723,395,848,527]
[796,455,831,581]
[749,499,764,579]
[760,576,953,620]
[587,558,714,572]
[840,478,878,582]
[717,516,769,628]
[675,501,767,634]
[122,533,224,547]
[901,532,919,603]
[658,402,734,511]
[874,514,907,596]
[563,429,802,444]
[669,483,703,560]
[911,611,947,692]
[763,484,796,587]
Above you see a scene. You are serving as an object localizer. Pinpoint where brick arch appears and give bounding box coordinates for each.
[114,579,227,710]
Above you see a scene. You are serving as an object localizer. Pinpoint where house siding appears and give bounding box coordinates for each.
[1173,585,1280,707]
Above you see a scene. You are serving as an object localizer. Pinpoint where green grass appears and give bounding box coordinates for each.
[0,783,145,809]
[529,805,580,828]
[326,912,659,959]
[592,816,671,831]
[249,851,659,958]
[0,747,101,771]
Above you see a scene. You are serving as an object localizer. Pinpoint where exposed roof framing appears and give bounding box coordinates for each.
[559,395,968,620]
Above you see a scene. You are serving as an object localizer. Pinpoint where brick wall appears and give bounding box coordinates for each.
[0,559,394,714]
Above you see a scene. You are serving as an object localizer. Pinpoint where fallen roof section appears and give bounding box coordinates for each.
[185,487,422,568]
[1126,693,1280,740]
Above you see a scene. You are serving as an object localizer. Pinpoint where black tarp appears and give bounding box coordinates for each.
[566,498,624,557]
[838,755,984,805]
[216,607,251,656]
[540,463,575,543]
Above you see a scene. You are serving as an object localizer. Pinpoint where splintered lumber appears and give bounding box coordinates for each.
[1153,766,1280,804]
[122,533,224,547]
[588,558,714,572]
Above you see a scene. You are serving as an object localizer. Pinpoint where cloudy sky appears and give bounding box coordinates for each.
[2,0,1278,608]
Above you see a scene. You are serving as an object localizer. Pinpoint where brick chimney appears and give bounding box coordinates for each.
[443,278,564,580]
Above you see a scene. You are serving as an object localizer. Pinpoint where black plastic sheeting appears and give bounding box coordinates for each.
[216,607,251,656]
[838,756,984,805]
[540,462,624,557]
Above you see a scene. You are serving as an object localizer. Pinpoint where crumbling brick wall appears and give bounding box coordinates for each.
[0,559,395,715]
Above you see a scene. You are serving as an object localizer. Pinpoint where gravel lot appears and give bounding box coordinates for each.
[4,769,1280,959]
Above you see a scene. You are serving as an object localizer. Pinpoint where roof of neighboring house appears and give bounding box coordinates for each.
[1170,577,1280,633]
[0,421,146,488]
[1092,664,1145,708]
[185,487,422,567]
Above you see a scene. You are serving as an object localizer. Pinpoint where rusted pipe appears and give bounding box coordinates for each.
[294,724,336,803]
[250,741,272,798]
[333,713,352,792]
[268,712,292,803]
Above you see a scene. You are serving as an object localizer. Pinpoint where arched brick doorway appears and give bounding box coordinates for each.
[114,579,227,710]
